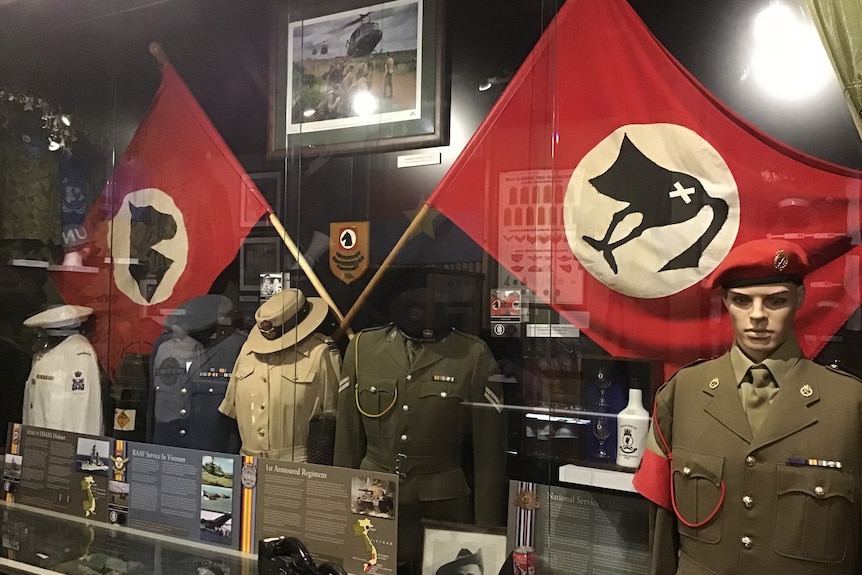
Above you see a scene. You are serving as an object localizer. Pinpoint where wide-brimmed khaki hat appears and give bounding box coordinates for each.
[246,288,328,354]
[23,304,93,329]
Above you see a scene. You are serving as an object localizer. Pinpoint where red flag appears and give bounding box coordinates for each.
[54,63,271,376]
[427,0,862,376]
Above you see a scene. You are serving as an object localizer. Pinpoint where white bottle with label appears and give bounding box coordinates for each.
[616,380,650,468]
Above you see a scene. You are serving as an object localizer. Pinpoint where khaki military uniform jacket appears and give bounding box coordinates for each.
[333,325,507,525]
[219,333,341,461]
[637,345,862,574]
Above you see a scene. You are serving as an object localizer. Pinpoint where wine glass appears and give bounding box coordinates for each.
[593,416,611,460]
[594,366,612,410]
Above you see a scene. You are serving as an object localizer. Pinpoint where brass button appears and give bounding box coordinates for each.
[400,434,408,442]
[406,374,413,381]
[180,388,187,395]
[180,408,187,415]
[440,391,448,398]
[370,386,377,393]
[746,456,756,467]
[402,405,409,412]
[208,388,214,393]
[741,536,753,549]
[682,466,691,476]
[258,428,265,437]
[742,496,753,508]
[179,429,186,436]
[815,486,825,498]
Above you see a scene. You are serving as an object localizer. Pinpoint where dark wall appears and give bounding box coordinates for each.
[2,0,861,333]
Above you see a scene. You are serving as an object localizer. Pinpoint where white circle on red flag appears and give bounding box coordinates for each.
[564,123,739,298]
[108,188,189,305]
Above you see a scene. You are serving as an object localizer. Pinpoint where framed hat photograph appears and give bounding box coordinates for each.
[421,520,508,575]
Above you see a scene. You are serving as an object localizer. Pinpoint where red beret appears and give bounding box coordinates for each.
[705,239,809,290]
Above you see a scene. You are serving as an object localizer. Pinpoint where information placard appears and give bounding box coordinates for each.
[507,482,648,575]
[123,441,242,548]
[241,457,398,575]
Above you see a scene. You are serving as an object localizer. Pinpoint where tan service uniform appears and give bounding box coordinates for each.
[219,333,341,461]
[636,337,862,574]
[333,325,507,563]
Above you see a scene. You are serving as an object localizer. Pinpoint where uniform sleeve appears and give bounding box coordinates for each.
[632,380,678,575]
[320,337,342,413]
[21,369,31,426]
[470,341,508,526]
[218,362,239,420]
[647,502,679,575]
[333,334,367,469]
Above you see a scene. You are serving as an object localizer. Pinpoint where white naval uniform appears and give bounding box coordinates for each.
[22,334,103,435]
[218,333,341,461]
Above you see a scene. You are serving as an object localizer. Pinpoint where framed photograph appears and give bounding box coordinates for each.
[239,237,281,292]
[421,521,508,575]
[242,172,282,227]
[268,0,449,157]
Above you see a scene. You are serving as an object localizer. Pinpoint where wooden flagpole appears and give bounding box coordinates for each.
[148,42,353,337]
[268,213,353,337]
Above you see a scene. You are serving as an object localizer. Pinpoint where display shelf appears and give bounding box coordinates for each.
[45,264,98,273]
[6,259,49,269]
[0,500,256,575]
[558,463,636,493]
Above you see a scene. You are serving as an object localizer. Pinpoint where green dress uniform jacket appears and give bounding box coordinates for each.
[634,342,862,575]
[333,325,507,562]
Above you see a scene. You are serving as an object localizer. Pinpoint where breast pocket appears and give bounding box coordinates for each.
[356,377,398,438]
[774,465,854,563]
[279,364,318,416]
[416,380,466,445]
[672,448,725,544]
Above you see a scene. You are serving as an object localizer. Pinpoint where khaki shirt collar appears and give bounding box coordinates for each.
[729,336,804,388]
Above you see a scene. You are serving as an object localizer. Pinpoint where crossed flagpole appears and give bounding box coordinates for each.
[149,42,355,338]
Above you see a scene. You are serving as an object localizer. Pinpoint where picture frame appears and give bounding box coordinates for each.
[421,521,508,575]
[239,237,281,292]
[268,0,449,158]
[242,171,283,227]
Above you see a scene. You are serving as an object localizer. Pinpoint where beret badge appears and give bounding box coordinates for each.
[773,250,789,271]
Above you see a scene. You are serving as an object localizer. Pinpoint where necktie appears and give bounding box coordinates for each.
[405,338,421,364]
[741,365,778,434]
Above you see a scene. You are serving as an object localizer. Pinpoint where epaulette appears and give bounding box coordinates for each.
[665,357,711,380]
[361,324,393,334]
[449,327,483,344]
[823,362,862,383]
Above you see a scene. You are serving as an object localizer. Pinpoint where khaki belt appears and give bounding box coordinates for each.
[366,445,461,478]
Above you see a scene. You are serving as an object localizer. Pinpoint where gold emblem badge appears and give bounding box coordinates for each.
[709,378,720,389]
[800,384,813,397]
[331,221,370,285]
[773,250,789,271]
[514,489,541,510]
[112,455,129,472]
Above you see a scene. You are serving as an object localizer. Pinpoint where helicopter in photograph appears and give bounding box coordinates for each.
[306,12,383,59]
[344,12,382,58]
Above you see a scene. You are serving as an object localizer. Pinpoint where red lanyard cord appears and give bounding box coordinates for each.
[651,398,726,529]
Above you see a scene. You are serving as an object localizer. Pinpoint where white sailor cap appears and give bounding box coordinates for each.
[23,305,93,329]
